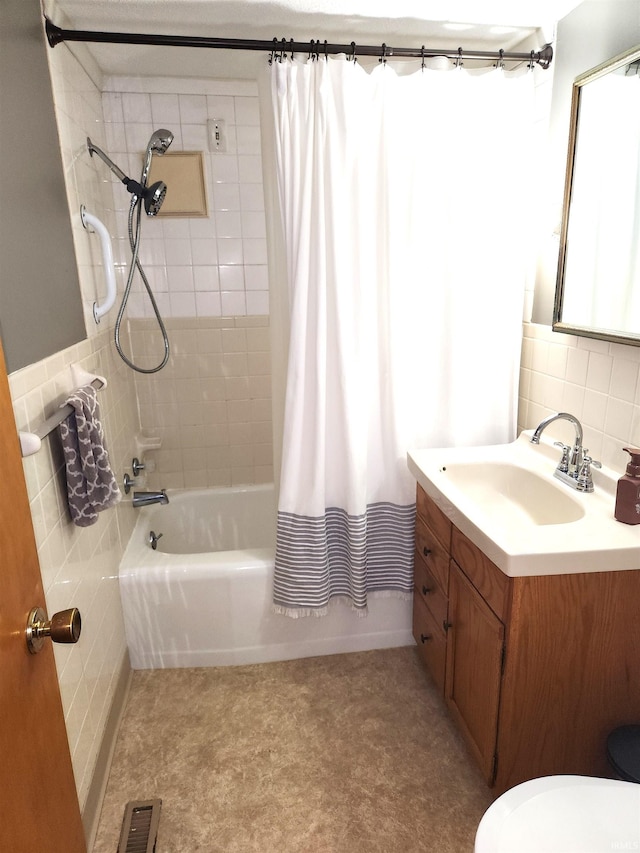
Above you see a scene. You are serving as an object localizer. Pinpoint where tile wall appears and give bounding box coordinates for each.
[518,323,640,475]
[100,76,273,485]
[9,35,137,816]
[129,315,273,488]
[10,333,137,808]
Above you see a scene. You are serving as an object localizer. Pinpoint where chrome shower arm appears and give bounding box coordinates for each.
[87,137,128,183]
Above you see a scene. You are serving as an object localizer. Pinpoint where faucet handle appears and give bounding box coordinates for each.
[123,472,136,494]
[132,457,146,477]
[576,451,602,492]
[581,450,601,468]
[553,441,571,474]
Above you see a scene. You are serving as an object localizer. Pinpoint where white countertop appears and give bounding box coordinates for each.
[407,431,640,577]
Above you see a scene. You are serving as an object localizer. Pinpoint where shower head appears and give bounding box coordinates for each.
[87,136,169,216]
[142,128,174,183]
[148,129,174,156]
[143,181,168,216]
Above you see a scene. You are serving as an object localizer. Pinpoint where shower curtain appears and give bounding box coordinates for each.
[263,56,536,616]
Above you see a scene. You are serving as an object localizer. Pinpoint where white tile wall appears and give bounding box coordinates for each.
[129,315,273,488]
[9,38,138,810]
[10,333,138,810]
[100,76,269,321]
[518,323,640,476]
[99,76,274,484]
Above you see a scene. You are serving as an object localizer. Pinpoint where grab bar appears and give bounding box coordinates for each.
[81,205,117,324]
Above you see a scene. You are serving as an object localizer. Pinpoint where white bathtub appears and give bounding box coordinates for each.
[119,484,413,669]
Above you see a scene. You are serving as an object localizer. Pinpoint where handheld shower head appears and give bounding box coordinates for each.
[88,132,173,216]
[142,128,174,183]
[143,181,168,216]
[148,129,174,155]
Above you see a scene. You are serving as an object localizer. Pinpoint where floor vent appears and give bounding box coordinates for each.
[117,799,162,853]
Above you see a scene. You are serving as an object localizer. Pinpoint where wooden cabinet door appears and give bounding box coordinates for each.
[0,342,86,852]
[445,560,505,784]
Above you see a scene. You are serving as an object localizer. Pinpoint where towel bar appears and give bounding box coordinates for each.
[18,364,107,457]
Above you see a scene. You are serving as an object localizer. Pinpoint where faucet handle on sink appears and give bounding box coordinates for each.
[553,441,571,474]
[576,451,602,493]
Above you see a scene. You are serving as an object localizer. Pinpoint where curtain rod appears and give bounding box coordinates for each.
[44,19,553,69]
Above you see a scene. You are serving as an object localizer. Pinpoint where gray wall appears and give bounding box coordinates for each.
[531,0,640,325]
[0,0,86,373]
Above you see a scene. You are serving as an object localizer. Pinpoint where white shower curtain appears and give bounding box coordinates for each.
[264,56,535,616]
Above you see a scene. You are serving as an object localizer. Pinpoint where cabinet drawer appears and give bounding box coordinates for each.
[415,516,450,595]
[414,553,448,629]
[451,527,510,621]
[413,594,447,694]
[416,485,452,551]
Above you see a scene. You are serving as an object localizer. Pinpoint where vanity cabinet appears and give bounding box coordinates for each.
[412,487,451,694]
[445,560,504,783]
[412,483,640,795]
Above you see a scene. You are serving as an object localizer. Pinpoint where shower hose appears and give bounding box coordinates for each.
[114,193,170,374]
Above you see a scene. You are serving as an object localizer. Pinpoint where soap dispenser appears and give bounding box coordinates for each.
[614,447,640,525]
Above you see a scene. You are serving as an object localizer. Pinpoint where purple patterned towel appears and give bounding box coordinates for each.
[58,384,121,527]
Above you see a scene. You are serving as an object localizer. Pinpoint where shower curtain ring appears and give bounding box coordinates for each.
[379,43,387,64]
[269,36,277,65]
[350,41,356,63]
[495,48,505,70]
[455,47,463,69]
[280,37,286,62]
[290,38,294,61]
[324,40,328,61]
[309,39,315,61]
[421,45,426,71]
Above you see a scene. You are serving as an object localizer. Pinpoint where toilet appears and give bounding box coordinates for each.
[474,775,640,853]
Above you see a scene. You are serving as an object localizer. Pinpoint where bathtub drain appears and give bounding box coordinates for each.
[117,798,162,852]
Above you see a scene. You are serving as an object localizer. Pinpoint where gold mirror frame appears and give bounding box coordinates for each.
[553,44,640,347]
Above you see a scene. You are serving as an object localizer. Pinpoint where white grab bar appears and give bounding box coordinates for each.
[80,205,117,324]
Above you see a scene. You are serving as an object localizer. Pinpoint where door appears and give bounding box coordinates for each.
[445,560,505,785]
[0,342,86,852]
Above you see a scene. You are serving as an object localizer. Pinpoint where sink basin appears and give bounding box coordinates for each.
[440,462,585,526]
[407,431,640,577]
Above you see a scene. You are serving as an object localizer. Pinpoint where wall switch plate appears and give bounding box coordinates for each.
[207,118,227,153]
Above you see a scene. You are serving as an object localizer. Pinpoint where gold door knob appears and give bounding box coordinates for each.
[26,606,82,654]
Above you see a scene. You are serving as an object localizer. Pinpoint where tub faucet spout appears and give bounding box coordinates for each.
[132,490,169,508]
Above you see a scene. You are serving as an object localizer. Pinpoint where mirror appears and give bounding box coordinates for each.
[553,44,640,347]
[0,0,86,374]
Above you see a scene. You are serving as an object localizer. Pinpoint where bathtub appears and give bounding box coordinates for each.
[119,484,413,669]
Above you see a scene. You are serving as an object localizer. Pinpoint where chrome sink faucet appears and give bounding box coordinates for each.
[530,412,601,492]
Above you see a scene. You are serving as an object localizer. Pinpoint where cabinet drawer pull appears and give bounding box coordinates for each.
[420,633,431,643]
[443,620,452,632]
[421,585,432,595]
[423,547,432,557]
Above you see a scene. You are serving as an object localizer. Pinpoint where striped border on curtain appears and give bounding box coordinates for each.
[273,501,416,616]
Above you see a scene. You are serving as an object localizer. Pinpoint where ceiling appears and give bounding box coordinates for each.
[45,0,585,79]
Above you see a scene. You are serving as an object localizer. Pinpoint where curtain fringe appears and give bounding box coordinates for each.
[272,603,330,619]
[272,589,413,620]
[369,589,413,602]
